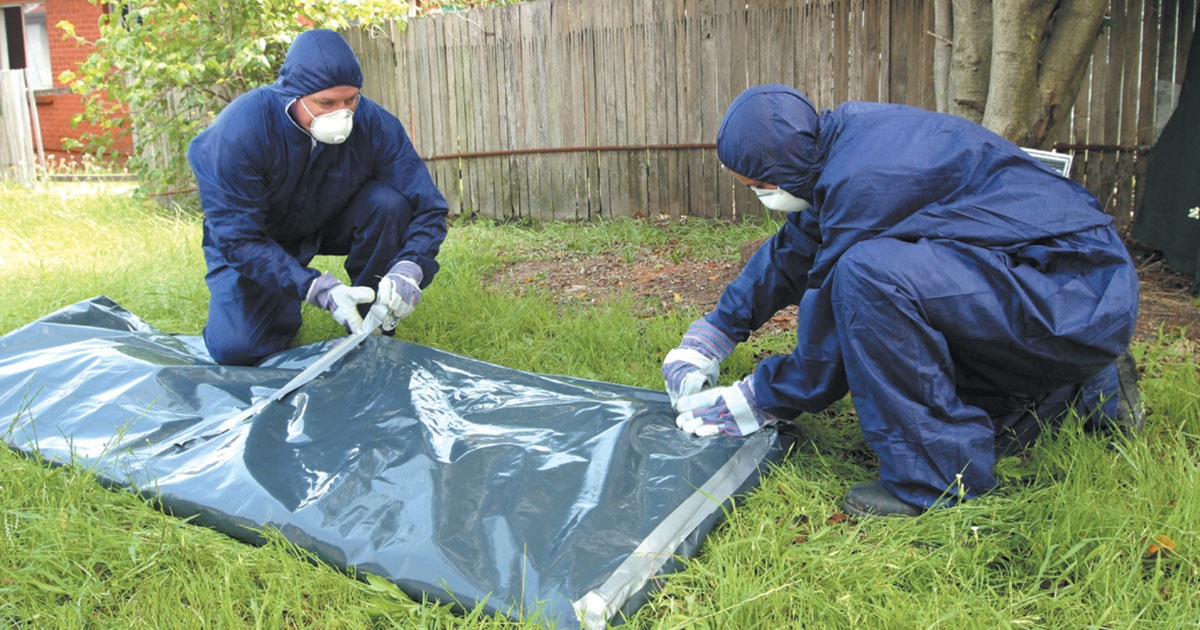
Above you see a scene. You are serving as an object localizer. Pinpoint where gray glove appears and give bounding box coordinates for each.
[306,272,375,333]
[675,376,777,438]
[369,261,423,331]
[662,318,736,407]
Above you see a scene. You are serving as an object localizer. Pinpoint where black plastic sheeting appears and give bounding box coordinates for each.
[0,297,792,628]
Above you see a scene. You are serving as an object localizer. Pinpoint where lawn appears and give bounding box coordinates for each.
[1,182,1197,628]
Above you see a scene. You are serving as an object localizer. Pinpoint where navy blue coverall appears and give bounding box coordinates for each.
[711,86,1139,508]
[187,29,448,366]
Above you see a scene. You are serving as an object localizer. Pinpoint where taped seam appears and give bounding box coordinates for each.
[572,431,773,629]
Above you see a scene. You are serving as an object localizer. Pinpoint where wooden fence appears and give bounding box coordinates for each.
[0,69,37,186]
[346,0,1197,231]
[1067,0,1198,233]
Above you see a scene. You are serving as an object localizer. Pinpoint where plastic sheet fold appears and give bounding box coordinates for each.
[0,297,791,627]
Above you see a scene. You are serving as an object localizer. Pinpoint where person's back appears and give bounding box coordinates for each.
[822,101,1107,236]
[791,101,1117,286]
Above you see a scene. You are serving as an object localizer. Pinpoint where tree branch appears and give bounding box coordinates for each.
[1035,0,1109,142]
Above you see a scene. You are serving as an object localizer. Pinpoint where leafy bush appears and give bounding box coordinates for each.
[57,0,411,197]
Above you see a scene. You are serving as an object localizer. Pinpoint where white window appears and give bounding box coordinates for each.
[1,3,52,89]
[23,4,51,88]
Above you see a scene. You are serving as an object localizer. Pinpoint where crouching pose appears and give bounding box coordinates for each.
[664,85,1142,517]
[188,29,448,365]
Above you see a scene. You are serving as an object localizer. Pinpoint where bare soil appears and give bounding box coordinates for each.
[491,238,1200,358]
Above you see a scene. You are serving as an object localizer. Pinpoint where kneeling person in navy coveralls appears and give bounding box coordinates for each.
[663,85,1143,517]
[188,29,448,366]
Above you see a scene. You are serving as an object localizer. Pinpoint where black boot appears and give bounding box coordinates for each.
[1115,350,1146,433]
[842,481,925,518]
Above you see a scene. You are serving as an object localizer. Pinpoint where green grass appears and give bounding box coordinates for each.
[1,183,1197,628]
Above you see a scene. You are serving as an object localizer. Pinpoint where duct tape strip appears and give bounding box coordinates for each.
[722,383,761,438]
[572,430,773,629]
[160,314,380,454]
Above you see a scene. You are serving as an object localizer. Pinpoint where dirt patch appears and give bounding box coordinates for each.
[1129,244,1200,348]
[492,248,741,316]
[490,239,1200,356]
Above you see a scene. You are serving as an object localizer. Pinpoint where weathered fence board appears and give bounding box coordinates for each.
[1113,0,1140,232]
[1133,0,1158,224]
[349,0,1197,225]
[1,70,37,186]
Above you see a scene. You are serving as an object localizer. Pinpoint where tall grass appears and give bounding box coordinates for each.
[1,183,1197,628]
[0,183,208,335]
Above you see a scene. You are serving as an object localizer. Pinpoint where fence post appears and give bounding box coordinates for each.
[0,69,37,186]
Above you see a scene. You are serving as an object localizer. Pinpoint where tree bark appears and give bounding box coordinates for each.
[949,0,992,124]
[933,0,953,113]
[1034,0,1109,144]
[984,0,1057,144]
[941,0,1108,147]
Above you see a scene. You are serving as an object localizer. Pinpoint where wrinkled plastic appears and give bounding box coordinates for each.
[0,297,791,628]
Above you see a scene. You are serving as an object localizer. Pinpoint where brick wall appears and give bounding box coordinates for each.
[35,0,132,165]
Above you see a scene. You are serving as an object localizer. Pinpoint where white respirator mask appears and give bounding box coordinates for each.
[753,186,811,213]
[301,98,354,145]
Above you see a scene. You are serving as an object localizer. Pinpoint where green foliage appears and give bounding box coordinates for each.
[56,0,410,196]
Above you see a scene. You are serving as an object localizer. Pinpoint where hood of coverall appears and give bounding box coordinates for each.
[275,29,364,98]
[716,84,823,201]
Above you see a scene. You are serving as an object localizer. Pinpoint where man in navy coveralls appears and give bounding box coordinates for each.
[188,29,448,366]
[664,85,1142,517]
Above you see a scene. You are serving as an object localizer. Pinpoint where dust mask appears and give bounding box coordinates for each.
[753,186,811,213]
[301,98,354,144]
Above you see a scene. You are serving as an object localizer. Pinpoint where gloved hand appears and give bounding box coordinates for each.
[675,376,777,438]
[662,318,736,407]
[369,261,423,331]
[305,272,375,333]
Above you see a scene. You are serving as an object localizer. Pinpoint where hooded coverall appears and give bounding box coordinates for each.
[187,29,448,366]
[711,85,1139,508]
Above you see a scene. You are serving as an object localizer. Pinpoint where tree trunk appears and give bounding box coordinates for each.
[984,0,1057,144]
[949,0,992,124]
[938,0,1109,147]
[1032,0,1110,144]
[933,0,954,113]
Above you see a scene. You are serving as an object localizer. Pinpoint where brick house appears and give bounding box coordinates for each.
[2,0,131,168]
